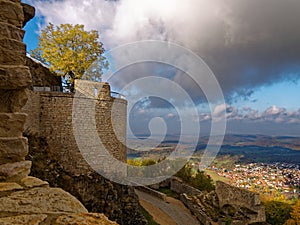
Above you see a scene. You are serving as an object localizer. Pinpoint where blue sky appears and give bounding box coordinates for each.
[23,0,300,136]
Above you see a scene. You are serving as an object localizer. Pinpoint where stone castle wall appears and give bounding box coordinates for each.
[22,81,145,224]
[23,81,127,175]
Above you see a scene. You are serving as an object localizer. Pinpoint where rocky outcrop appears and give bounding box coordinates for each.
[215,181,266,224]
[181,181,267,225]
[26,135,147,225]
[0,0,117,224]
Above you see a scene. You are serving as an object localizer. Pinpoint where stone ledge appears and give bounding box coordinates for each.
[0,182,23,192]
[0,113,27,137]
[0,137,28,164]
[0,161,31,182]
[0,65,31,89]
[20,176,49,188]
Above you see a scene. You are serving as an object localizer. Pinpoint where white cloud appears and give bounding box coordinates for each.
[203,104,300,124]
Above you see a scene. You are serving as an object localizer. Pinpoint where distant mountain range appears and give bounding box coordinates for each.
[127,134,300,165]
[197,134,300,150]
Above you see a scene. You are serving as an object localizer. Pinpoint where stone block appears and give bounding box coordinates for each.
[0,65,31,89]
[0,89,29,113]
[0,160,31,182]
[0,39,26,65]
[216,181,261,208]
[0,22,24,41]
[0,187,88,214]
[0,137,28,164]
[0,0,24,28]
[0,113,27,137]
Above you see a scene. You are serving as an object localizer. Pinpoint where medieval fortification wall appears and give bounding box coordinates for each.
[23,81,127,174]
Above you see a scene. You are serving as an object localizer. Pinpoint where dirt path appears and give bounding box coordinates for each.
[139,199,177,225]
[136,190,200,225]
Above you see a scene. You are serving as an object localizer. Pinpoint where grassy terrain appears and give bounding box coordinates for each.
[204,169,230,184]
[157,187,179,199]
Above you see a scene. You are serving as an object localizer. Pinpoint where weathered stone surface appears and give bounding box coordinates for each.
[0,0,24,27]
[0,214,47,225]
[0,187,88,214]
[0,39,26,65]
[215,181,266,224]
[0,161,31,181]
[171,177,202,196]
[0,22,24,41]
[5,0,21,3]
[0,113,27,137]
[0,65,31,89]
[0,89,29,113]
[0,137,28,164]
[21,3,35,27]
[26,56,61,88]
[0,182,23,192]
[216,181,261,208]
[20,176,49,188]
[54,213,119,225]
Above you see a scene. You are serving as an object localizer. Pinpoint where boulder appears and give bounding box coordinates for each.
[0,187,88,214]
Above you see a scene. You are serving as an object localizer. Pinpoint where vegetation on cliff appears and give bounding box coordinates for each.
[261,194,300,225]
[175,164,215,192]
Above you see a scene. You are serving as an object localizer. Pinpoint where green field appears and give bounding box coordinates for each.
[204,170,230,184]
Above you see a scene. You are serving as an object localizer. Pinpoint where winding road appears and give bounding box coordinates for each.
[135,189,200,225]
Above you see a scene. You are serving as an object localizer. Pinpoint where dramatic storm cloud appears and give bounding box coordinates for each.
[28,0,300,101]
[25,0,300,135]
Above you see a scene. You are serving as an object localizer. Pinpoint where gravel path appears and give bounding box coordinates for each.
[136,189,200,225]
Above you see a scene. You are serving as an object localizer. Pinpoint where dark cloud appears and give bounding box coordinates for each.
[29,0,300,102]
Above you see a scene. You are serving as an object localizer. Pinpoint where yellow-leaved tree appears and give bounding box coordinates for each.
[31,23,108,92]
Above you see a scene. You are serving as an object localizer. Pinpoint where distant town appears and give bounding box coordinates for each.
[208,163,300,199]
